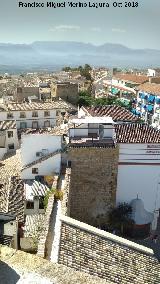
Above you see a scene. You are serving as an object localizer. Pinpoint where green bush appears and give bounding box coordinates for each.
[43,188,64,210]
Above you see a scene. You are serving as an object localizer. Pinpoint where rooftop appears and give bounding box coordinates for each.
[137,82,160,95]
[84,105,138,122]
[0,120,16,130]
[70,116,114,125]
[114,73,148,84]
[115,123,160,143]
[24,178,49,200]
[0,100,76,112]
[0,150,22,214]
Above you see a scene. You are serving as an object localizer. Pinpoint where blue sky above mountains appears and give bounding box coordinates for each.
[0,0,159,49]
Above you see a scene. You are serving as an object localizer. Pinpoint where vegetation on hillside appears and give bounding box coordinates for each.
[62,64,92,81]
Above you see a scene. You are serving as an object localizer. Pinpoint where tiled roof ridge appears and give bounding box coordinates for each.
[113,73,148,84]
[22,149,62,171]
[115,123,160,143]
[137,82,160,95]
[0,100,76,111]
[85,105,138,122]
[0,120,16,130]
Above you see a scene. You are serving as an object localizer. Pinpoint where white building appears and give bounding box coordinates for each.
[136,82,160,128]
[0,120,19,159]
[0,100,76,130]
[68,117,160,225]
[21,134,62,179]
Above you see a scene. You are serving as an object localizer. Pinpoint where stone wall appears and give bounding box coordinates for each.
[68,147,119,226]
[58,216,160,284]
[0,245,107,284]
[61,168,71,216]
[51,82,79,105]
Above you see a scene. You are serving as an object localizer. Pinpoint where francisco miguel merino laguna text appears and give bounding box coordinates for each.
[18,2,111,8]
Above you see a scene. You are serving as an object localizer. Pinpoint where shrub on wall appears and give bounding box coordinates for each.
[43,188,64,210]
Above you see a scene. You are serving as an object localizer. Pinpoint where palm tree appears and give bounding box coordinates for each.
[108,202,134,235]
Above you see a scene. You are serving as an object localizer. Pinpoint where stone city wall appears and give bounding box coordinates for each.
[58,216,160,284]
[68,147,119,226]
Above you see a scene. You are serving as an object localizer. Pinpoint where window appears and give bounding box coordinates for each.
[26,201,34,209]
[39,196,44,209]
[44,111,50,117]
[32,168,38,174]
[56,110,60,116]
[20,112,26,118]
[8,143,14,150]
[7,113,13,119]
[67,161,72,168]
[8,131,13,138]
[20,122,27,129]
[44,121,50,127]
[32,111,38,117]
[36,152,42,157]
[32,121,38,129]
[42,149,49,155]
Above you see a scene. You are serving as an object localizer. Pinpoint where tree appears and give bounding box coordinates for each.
[108,202,134,236]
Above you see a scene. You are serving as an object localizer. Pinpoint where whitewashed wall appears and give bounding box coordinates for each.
[21,134,62,166]
[21,153,61,180]
[0,148,7,159]
[0,110,57,129]
[117,143,160,213]
[5,128,19,150]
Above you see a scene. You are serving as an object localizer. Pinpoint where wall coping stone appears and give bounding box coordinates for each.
[60,215,154,256]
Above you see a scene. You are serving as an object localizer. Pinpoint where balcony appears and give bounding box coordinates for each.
[69,128,116,148]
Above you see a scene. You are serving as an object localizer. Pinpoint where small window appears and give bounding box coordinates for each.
[20,122,27,129]
[8,143,14,150]
[44,121,50,127]
[32,111,38,117]
[20,112,26,118]
[32,121,38,129]
[68,161,72,168]
[26,201,34,209]
[7,113,13,119]
[44,111,50,117]
[8,131,13,138]
[32,168,38,174]
[36,152,42,157]
[42,149,49,155]
[39,196,44,209]
[56,110,60,116]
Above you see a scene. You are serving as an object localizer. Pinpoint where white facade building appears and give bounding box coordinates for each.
[21,134,62,179]
[0,120,19,159]
[0,101,76,130]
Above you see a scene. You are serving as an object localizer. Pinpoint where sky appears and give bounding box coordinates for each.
[0,0,160,49]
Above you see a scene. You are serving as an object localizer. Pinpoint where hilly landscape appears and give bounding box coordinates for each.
[0,41,160,73]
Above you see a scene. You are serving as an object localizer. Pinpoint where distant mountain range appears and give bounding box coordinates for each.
[0,41,160,73]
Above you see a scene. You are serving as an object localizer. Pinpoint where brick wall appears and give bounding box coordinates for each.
[58,216,160,284]
[68,147,119,226]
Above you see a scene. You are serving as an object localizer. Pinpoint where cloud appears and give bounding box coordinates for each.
[112,28,126,33]
[90,27,101,32]
[49,25,80,32]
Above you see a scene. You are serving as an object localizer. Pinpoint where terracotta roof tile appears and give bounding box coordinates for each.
[86,105,138,122]
[115,123,160,143]
[137,82,160,95]
[114,74,148,84]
